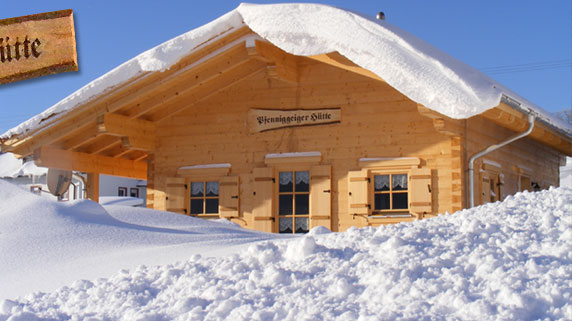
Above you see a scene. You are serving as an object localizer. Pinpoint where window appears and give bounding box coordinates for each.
[373,173,408,212]
[519,176,531,192]
[130,188,139,198]
[118,187,127,196]
[348,158,432,218]
[30,185,42,195]
[278,171,310,234]
[190,181,219,215]
[481,173,502,204]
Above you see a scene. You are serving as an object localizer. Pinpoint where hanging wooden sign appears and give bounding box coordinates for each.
[248,108,341,133]
[0,9,78,85]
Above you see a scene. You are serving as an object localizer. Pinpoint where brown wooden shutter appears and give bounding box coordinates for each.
[252,167,274,232]
[166,177,187,214]
[310,165,331,229]
[481,175,491,204]
[219,176,239,218]
[348,169,371,215]
[409,168,432,214]
[497,173,504,201]
[520,176,531,192]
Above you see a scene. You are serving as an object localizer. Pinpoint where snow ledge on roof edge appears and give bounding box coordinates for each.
[2,2,570,140]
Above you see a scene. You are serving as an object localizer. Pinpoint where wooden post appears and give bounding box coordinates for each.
[86,173,100,203]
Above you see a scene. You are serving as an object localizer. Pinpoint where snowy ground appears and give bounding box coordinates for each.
[0,180,570,320]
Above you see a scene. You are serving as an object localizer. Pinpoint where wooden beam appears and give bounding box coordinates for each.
[482,105,572,156]
[149,59,267,122]
[133,153,148,162]
[77,135,121,154]
[127,42,253,119]
[97,113,155,136]
[0,72,151,156]
[432,118,464,136]
[417,104,464,136]
[57,125,101,150]
[250,40,298,83]
[121,136,154,151]
[99,142,132,158]
[97,113,156,151]
[1,26,253,157]
[34,146,147,179]
[86,173,99,202]
[308,52,385,83]
[111,27,252,118]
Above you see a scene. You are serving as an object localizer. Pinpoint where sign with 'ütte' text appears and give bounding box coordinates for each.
[0,9,77,85]
[248,108,341,133]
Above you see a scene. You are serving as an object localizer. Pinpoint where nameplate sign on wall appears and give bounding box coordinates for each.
[248,108,341,133]
[0,9,78,85]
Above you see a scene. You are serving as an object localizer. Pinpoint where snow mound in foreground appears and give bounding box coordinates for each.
[0,180,278,302]
[1,186,570,321]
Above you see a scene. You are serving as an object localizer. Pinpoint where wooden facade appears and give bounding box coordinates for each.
[2,27,571,233]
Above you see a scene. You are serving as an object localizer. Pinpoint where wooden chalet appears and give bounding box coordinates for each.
[2,4,571,233]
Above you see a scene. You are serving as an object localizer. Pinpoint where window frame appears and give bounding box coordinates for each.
[276,169,311,234]
[130,187,139,198]
[176,164,232,218]
[118,187,128,197]
[351,157,425,219]
[369,169,410,215]
[479,160,503,204]
[368,169,411,212]
[186,178,220,217]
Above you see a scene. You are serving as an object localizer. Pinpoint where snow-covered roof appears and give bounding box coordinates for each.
[0,152,47,178]
[1,3,570,139]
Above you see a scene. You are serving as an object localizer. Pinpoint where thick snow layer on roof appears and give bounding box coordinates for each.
[2,3,570,139]
[1,179,570,319]
[0,152,47,178]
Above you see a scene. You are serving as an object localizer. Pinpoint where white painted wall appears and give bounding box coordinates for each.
[99,174,147,205]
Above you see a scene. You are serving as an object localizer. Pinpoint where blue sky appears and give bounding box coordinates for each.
[0,0,570,134]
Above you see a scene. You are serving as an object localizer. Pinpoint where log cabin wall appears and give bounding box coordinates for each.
[464,115,561,205]
[149,57,460,232]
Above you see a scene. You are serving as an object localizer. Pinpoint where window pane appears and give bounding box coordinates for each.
[191,182,204,197]
[374,175,390,191]
[392,174,408,190]
[279,217,293,234]
[190,199,203,214]
[374,193,390,210]
[206,181,219,196]
[279,172,293,192]
[393,193,408,209]
[205,198,219,213]
[295,194,309,215]
[295,171,310,192]
[295,217,309,234]
[279,194,293,215]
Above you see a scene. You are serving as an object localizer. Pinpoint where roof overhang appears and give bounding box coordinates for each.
[1,3,570,173]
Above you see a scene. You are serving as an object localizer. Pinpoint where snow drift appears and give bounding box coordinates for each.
[0,180,281,303]
[0,178,570,320]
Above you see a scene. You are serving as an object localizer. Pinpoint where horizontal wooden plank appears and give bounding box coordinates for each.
[34,146,147,179]
[253,217,275,221]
